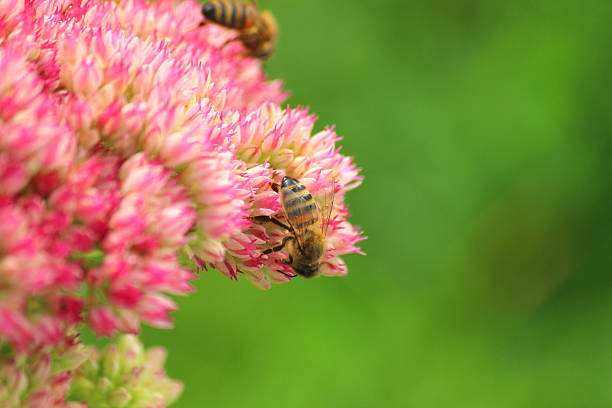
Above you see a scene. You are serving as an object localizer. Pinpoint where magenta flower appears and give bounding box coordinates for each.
[1,0,365,404]
[0,197,84,350]
[213,104,365,288]
[1,0,364,380]
[0,48,76,196]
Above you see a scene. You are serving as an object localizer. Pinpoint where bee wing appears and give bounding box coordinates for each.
[320,178,337,238]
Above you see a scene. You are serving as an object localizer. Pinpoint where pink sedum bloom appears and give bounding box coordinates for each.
[0,197,84,350]
[0,48,76,196]
[0,0,364,345]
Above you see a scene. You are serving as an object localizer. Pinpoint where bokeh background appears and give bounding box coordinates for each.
[92,0,612,406]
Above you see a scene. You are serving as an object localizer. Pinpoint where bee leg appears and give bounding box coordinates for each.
[220,25,257,48]
[61,4,73,16]
[270,182,280,193]
[263,236,293,254]
[250,215,291,231]
[220,36,239,49]
[277,255,297,278]
[276,270,297,279]
[279,257,297,278]
[233,30,260,48]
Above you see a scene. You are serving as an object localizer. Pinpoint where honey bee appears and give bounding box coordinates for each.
[252,176,335,278]
[201,0,277,59]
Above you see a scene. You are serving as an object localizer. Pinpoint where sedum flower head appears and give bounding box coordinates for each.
[0,334,180,408]
[69,335,182,408]
[0,333,90,408]
[0,0,364,343]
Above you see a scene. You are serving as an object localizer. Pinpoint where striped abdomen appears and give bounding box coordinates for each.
[280,177,319,230]
[201,0,253,30]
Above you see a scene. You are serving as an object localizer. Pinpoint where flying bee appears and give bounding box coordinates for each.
[252,176,335,278]
[200,0,277,59]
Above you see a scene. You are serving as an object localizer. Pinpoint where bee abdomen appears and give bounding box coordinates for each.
[287,202,316,218]
[202,0,248,29]
[281,178,318,228]
[286,194,312,208]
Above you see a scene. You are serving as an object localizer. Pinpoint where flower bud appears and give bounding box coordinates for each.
[108,387,132,407]
[100,344,120,379]
[12,369,28,396]
[117,334,143,363]
[30,354,51,386]
[78,353,99,378]
[68,336,182,407]
[144,347,167,371]
[96,377,113,394]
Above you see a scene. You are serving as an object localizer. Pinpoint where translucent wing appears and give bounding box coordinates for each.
[321,178,337,238]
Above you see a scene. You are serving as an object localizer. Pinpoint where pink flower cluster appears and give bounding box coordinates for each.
[0,0,364,350]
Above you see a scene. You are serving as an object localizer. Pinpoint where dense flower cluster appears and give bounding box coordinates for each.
[0,333,89,408]
[1,0,363,404]
[0,333,180,407]
[69,335,182,407]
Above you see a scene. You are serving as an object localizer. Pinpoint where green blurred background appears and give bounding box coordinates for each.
[145,0,612,406]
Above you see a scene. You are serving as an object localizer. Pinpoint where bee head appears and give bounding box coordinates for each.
[201,3,216,20]
[292,263,320,279]
[281,176,299,188]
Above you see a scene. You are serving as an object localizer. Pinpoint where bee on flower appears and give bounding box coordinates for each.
[201,0,278,59]
[252,176,336,278]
